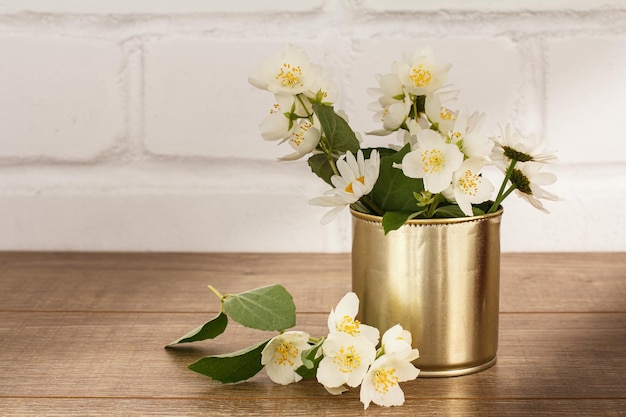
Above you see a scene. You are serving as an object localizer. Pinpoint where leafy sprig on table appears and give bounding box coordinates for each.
[166,284,296,383]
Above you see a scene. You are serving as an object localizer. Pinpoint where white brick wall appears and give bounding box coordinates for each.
[0,35,125,160]
[0,0,624,252]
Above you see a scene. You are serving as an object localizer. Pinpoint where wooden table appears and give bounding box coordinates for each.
[1,252,625,416]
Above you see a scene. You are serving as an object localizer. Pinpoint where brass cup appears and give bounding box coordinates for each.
[351,208,503,377]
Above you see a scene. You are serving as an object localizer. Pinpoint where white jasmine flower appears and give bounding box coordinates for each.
[317,331,377,389]
[507,161,559,213]
[259,95,297,141]
[279,118,321,161]
[359,351,420,409]
[309,150,380,224]
[461,131,493,159]
[259,105,292,141]
[324,384,349,395]
[438,109,492,159]
[424,93,457,134]
[400,117,436,148]
[445,108,467,144]
[382,98,412,132]
[327,292,380,345]
[396,129,464,193]
[303,78,339,105]
[261,331,311,385]
[491,124,558,164]
[368,73,405,104]
[369,99,412,136]
[443,158,494,216]
[396,48,451,96]
[248,44,324,96]
[367,73,409,136]
[380,324,415,356]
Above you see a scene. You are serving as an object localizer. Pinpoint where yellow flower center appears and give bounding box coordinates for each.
[269,103,280,115]
[344,177,365,194]
[276,63,303,88]
[380,107,389,123]
[449,131,463,143]
[421,149,445,174]
[333,345,361,373]
[409,64,432,88]
[457,169,480,196]
[374,368,399,394]
[273,341,299,367]
[440,107,455,121]
[290,121,312,146]
[337,314,361,335]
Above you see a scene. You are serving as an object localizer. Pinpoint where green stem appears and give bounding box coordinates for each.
[318,136,339,176]
[375,346,386,359]
[488,159,518,213]
[426,203,439,219]
[425,193,444,218]
[408,104,416,121]
[207,285,225,301]
[360,195,384,216]
[326,153,339,176]
[500,184,517,201]
[296,94,314,121]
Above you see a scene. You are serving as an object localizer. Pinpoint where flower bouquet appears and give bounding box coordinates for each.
[248,44,558,232]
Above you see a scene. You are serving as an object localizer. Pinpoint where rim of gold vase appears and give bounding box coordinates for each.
[350,206,504,225]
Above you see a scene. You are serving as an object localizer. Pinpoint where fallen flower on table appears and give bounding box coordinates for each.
[167,285,420,409]
[261,330,311,385]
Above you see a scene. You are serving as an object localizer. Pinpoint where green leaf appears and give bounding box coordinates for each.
[476,200,495,213]
[433,204,486,218]
[166,312,228,347]
[308,153,334,185]
[188,340,270,384]
[361,146,397,159]
[473,205,486,216]
[382,211,415,234]
[370,144,424,212]
[295,339,324,379]
[312,103,360,154]
[223,284,296,331]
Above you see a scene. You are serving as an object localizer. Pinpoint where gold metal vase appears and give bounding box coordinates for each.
[351,208,503,377]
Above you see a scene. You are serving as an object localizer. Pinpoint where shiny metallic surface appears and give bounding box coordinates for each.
[351,209,503,377]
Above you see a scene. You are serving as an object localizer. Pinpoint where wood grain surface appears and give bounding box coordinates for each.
[1,252,625,416]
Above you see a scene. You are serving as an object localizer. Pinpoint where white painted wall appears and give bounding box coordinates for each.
[0,0,624,252]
